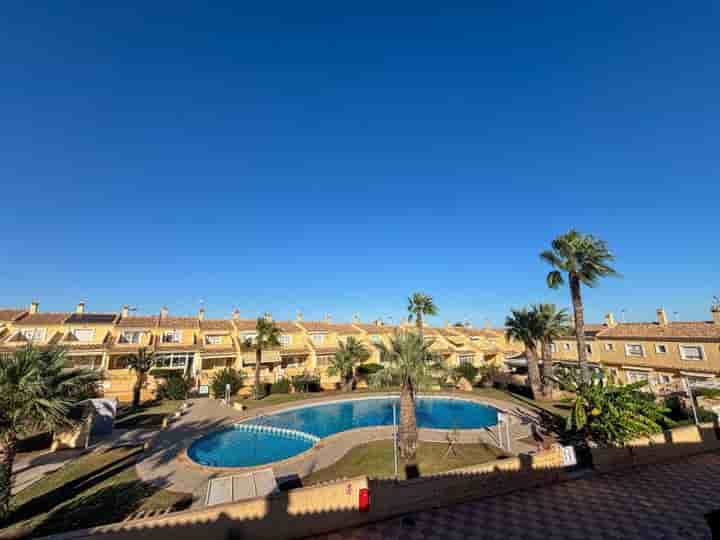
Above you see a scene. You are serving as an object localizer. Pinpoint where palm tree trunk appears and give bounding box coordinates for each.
[398,379,418,459]
[526,345,542,400]
[541,340,555,399]
[570,273,589,381]
[254,348,262,399]
[0,433,17,521]
[416,313,423,338]
[132,372,144,408]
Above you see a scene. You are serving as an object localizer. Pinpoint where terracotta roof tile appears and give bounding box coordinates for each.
[275,321,303,333]
[14,313,70,325]
[451,327,503,339]
[352,323,398,334]
[233,319,260,332]
[599,321,720,340]
[65,313,118,325]
[158,317,198,329]
[200,319,233,331]
[0,309,27,322]
[300,321,362,334]
[118,316,159,328]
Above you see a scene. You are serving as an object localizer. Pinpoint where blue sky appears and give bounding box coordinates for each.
[1,2,719,325]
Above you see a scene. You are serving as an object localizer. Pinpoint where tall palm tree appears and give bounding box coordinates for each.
[505,308,543,399]
[126,347,157,408]
[0,345,99,520]
[377,331,434,459]
[243,317,281,400]
[531,303,571,399]
[407,292,438,338]
[327,337,370,391]
[541,230,619,380]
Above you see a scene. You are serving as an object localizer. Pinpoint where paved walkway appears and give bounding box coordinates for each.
[311,452,720,540]
[135,393,539,498]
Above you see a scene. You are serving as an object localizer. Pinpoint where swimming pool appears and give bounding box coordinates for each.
[187,396,498,468]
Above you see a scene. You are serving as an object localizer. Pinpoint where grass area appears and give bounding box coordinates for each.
[4,446,190,538]
[114,400,183,429]
[303,440,507,485]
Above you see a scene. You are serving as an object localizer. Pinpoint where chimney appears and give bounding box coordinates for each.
[232,308,240,321]
[29,301,39,314]
[374,319,384,327]
[160,306,169,320]
[712,300,720,324]
[605,312,616,328]
[352,313,359,324]
[198,307,205,321]
[264,312,272,322]
[76,301,86,314]
[296,311,303,322]
[324,313,332,324]
[656,308,669,327]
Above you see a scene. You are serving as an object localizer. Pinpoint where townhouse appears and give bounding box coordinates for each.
[552,304,720,392]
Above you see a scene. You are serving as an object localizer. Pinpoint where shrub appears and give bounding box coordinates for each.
[356,363,384,376]
[662,395,716,427]
[210,368,244,399]
[157,374,191,401]
[271,378,291,394]
[557,368,670,446]
[693,387,720,399]
[454,363,479,383]
[291,374,321,392]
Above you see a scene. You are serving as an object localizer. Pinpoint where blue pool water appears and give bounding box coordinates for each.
[188,396,498,468]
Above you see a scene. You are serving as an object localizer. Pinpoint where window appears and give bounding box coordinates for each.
[162,330,181,344]
[625,344,645,358]
[154,352,192,369]
[563,343,571,351]
[658,374,672,384]
[279,334,292,346]
[73,329,94,342]
[550,343,557,353]
[240,332,257,344]
[119,331,141,344]
[604,343,615,352]
[311,333,325,345]
[458,354,475,366]
[20,328,46,342]
[370,335,381,344]
[586,344,592,354]
[626,370,650,383]
[655,344,668,354]
[205,335,223,345]
[680,345,704,361]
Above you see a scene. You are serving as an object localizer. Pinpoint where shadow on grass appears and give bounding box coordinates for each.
[115,413,167,429]
[9,448,144,525]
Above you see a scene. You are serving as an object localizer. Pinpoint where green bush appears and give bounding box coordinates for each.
[693,387,720,399]
[271,378,291,394]
[157,374,191,401]
[291,374,321,392]
[454,363,479,383]
[356,363,383,376]
[210,368,244,399]
[662,396,716,427]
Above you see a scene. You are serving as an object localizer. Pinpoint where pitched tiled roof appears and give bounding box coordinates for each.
[234,319,260,332]
[598,321,720,341]
[0,309,26,322]
[352,323,398,334]
[200,319,233,332]
[118,316,159,328]
[451,327,503,339]
[158,317,199,329]
[275,321,303,333]
[300,321,361,334]
[14,313,70,325]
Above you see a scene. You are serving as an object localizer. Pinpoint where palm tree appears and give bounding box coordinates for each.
[531,303,571,399]
[407,292,438,338]
[377,331,434,459]
[505,308,543,399]
[541,230,619,380]
[126,347,157,408]
[0,345,99,520]
[327,337,370,391]
[242,317,281,400]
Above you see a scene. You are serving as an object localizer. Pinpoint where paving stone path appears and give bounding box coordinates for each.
[312,452,720,540]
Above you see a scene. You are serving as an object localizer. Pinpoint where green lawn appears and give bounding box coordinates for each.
[303,440,507,485]
[4,446,190,538]
[114,400,184,429]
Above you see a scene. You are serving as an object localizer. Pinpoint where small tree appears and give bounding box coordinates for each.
[557,368,670,446]
[125,348,157,408]
[210,368,244,399]
[0,345,99,520]
[505,308,543,399]
[531,303,571,399]
[327,337,370,391]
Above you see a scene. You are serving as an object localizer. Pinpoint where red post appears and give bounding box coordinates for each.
[358,487,370,512]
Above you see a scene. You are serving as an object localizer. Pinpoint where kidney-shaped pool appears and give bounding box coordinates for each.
[188,396,498,468]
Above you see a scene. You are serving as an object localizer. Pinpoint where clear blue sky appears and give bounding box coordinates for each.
[2,2,719,325]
